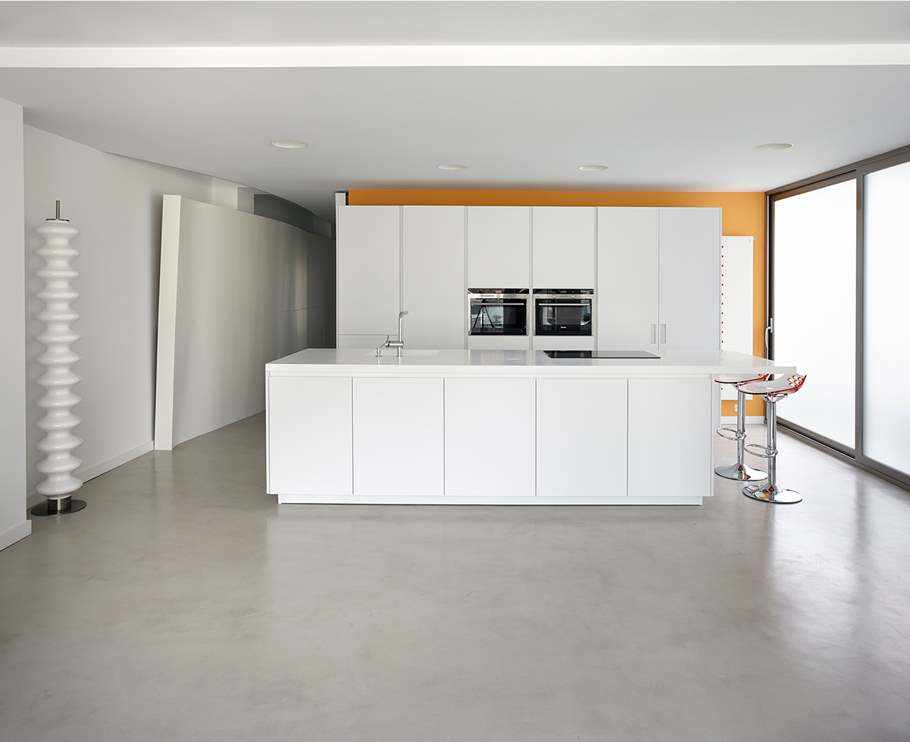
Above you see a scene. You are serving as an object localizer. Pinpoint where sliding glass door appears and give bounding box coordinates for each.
[864,161,910,477]
[769,147,910,487]
[772,179,857,451]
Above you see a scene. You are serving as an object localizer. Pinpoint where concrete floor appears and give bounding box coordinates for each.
[2,415,909,742]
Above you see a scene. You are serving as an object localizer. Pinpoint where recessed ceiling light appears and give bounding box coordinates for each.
[755,142,794,151]
[437,163,468,171]
[270,139,309,150]
[578,164,608,172]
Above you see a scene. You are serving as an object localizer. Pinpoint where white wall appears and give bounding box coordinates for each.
[155,196,334,450]
[24,127,215,497]
[0,98,29,550]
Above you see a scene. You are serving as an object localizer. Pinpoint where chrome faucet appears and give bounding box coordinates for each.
[376,311,409,358]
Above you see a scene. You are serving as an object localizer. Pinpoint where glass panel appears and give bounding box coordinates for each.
[864,161,910,475]
[535,301,592,336]
[773,179,856,447]
[470,300,526,336]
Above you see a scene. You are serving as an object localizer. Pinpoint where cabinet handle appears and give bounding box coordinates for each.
[659,323,668,345]
[650,323,657,344]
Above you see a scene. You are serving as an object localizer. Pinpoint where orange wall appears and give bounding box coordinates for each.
[349,189,766,416]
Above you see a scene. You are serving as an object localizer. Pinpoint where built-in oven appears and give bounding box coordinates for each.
[468,289,529,336]
[534,289,594,336]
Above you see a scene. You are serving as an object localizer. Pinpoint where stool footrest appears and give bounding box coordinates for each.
[745,442,776,459]
[715,425,744,442]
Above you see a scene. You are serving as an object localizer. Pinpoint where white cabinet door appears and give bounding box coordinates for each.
[532,207,597,288]
[353,378,444,496]
[658,208,721,351]
[537,378,627,497]
[337,205,400,335]
[267,376,352,496]
[628,377,711,500]
[444,377,534,497]
[597,207,659,350]
[467,207,530,288]
[403,206,466,349]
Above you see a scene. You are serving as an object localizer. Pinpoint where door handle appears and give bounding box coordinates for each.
[765,317,774,353]
[659,323,668,345]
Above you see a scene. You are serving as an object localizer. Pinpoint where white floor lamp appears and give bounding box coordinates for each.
[31,201,86,516]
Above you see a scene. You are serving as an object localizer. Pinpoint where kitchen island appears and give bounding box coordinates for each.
[266,349,794,505]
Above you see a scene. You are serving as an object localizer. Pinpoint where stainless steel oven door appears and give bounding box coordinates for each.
[534,294,593,336]
[468,291,529,336]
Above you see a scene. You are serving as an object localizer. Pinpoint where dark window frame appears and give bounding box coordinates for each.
[767,144,910,491]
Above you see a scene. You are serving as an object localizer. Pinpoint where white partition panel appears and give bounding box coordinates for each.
[0,97,29,550]
[864,162,910,475]
[156,196,332,449]
[720,236,755,400]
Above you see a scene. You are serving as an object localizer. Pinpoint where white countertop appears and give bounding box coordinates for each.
[266,348,795,377]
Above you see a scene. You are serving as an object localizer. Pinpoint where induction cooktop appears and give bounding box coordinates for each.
[543,350,662,359]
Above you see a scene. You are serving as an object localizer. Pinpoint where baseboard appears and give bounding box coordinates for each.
[77,441,154,482]
[721,416,765,425]
[0,520,32,551]
[27,440,154,508]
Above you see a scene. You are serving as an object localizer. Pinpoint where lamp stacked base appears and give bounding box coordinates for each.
[30,496,87,516]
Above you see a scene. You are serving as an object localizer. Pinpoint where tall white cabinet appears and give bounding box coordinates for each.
[532,207,596,288]
[597,206,720,352]
[467,207,530,287]
[336,197,722,355]
[402,206,466,349]
[657,208,721,351]
[336,204,400,347]
[597,207,659,350]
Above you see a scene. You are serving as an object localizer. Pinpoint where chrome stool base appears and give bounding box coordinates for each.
[742,483,802,505]
[714,462,767,482]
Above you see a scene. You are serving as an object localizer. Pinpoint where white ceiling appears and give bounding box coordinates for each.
[2,64,909,217]
[1,1,909,46]
[1,3,909,218]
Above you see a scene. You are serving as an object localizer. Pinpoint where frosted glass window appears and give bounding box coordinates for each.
[864,162,910,475]
[773,180,856,447]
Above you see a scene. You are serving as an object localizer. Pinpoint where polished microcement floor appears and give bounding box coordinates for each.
[2,415,910,742]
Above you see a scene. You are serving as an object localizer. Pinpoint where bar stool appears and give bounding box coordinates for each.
[738,374,808,505]
[713,374,769,482]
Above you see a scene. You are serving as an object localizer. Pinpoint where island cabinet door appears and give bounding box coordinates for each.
[267,376,353,496]
[628,377,712,500]
[353,378,444,496]
[536,378,628,498]
[444,378,535,497]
